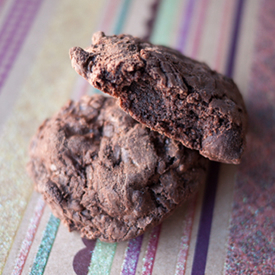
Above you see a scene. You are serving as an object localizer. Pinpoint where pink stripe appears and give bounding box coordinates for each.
[76,80,89,100]
[214,0,236,71]
[0,0,6,9]
[0,0,44,91]
[141,224,162,275]
[190,0,210,58]
[175,197,197,275]
[100,0,121,32]
[74,0,120,99]
[12,197,45,275]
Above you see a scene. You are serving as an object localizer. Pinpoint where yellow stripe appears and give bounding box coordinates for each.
[0,0,104,272]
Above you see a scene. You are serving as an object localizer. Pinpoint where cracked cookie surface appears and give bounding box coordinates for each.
[70,32,247,164]
[28,95,207,242]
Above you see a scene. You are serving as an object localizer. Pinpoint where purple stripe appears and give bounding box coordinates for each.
[190,0,210,58]
[0,0,34,63]
[191,161,220,274]
[176,0,196,52]
[226,0,246,77]
[191,1,246,274]
[121,235,144,275]
[0,0,43,91]
[143,0,162,41]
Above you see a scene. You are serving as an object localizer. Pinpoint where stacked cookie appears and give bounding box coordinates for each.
[28,32,247,242]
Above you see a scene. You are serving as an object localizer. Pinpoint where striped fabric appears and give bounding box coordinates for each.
[1,0,274,274]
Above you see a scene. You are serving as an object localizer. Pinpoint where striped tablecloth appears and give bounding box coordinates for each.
[1,0,274,274]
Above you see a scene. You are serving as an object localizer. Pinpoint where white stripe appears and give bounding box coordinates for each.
[152,203,194,275]
[197,0,228,68]
[110,241,129,275]
[233,0,260,99]
[123,0,156,37]
[44,225,84,275]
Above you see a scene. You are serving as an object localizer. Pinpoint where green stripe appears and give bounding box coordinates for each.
[88,241,117,275]
[87,0,132,272]
[113,0,132,34]
[151,0,182,45]
[29,214,60,275]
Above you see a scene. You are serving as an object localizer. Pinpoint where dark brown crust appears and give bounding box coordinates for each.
[27,95,207,242]
[70,32,248,164]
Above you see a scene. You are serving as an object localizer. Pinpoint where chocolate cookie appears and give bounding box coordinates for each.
[28,95,207,242]
[70,32,248,164]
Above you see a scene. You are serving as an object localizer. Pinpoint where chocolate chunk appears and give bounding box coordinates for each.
[70,32,247,164]
[27,95,207,242]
